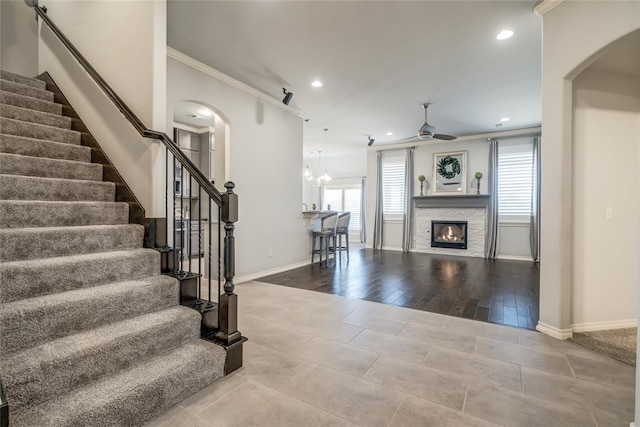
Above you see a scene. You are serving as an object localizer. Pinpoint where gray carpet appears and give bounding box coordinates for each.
[570,328,637,366]
[0,69,225,426]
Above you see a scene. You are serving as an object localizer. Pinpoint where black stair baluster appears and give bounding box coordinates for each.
[218,204,222,306]
[198,185,202,304]
[208,195,213,308]
[188,171,193,275]
[179,163,184,276]
[172,155,177,274]
[164,146,169,250]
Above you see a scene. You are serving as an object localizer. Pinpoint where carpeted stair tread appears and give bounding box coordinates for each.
[0,90,61,115]
[0,71,47,90]
[0,275,179,356]
[0,224,144,262]
[0,117,81,144]
[0,153,100,181]
[11,340,225,427]
[0,80,54,102]
[0,249,160,303]
[1,306,201,410]
[0,134,90,161]
[0,103,72,129]
[0,174,115,202]
[0,200,128,228]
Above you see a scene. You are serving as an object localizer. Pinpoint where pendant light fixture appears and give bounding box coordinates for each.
[320,128,332,182]
[303,152,313,181]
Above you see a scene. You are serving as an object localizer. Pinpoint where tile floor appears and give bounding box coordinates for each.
[146,281,635,427]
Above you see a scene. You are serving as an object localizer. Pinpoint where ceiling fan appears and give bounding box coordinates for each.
[397,103,457,142]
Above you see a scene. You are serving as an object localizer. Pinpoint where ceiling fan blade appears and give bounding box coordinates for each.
[433,133,457,141]
[393,135,421,143]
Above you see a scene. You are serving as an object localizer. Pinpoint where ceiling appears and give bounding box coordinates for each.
[167,1,542,155]
[589,30,640,78]
[173,101,217,129]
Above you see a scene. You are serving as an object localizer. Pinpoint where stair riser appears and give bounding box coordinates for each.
[0,153,101,181]
[12,341,225,427]
[0,118,81,145]
[0,225,144,262]
[0,91,61,115]
[0,134,90,162]
[0,277,179,356]
[0,175,115,202]
[4,309,200,410]
[0,71,47,90]
[0,81,54,102]
[0,104,72,129]
[0,201,128,228]
[0,250,160,303]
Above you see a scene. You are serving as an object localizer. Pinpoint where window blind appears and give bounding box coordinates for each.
[382,159,406,216]
[498,146,534,219]
[344,188,361,230]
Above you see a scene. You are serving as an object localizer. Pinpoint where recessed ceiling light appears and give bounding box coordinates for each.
[311,80,323,88]
[386,132,393,136]
[199,109,214,117]
[186,113,200,119]
[496,29,514,40]
[500,117,510,122]
[495,123,503,127]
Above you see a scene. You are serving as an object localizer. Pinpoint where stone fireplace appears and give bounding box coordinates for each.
[413,195,489,258]
[431,221,468,250]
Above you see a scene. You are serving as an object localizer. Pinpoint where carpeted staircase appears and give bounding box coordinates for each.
[0,70,225,426]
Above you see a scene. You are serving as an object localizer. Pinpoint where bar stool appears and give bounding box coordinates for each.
[334,212,351,261]
[311,212,338,266]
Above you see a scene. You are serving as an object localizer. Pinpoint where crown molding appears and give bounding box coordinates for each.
[534,0,566,17]
[368,126,541,152]
[167,47,307,119]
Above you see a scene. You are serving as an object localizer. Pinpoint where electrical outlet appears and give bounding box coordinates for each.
[268,249,273,257]
[605,207,614,220]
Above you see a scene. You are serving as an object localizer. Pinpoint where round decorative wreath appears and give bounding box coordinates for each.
[436,156,461,179]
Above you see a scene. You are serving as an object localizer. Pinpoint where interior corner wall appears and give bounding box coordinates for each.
[571,68,640,328]
[167,57,307,279]
[36,0,167,217]
[538,0,640,338]
[1,1,38,76]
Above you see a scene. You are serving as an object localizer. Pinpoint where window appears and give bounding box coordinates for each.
[498,142,535,221]
[322,186,361,231]
[382,156,405,217]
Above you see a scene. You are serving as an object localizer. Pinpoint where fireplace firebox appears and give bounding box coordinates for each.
[431,221,468,250]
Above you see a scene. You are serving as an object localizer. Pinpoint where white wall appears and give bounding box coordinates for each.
[167,56,307,279]
[537,0,640,339]
[37,0,167,216]
[571,68,640,329]
[1,0,38,76]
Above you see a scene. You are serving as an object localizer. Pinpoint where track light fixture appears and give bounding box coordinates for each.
[368,136,375,147]
[282,88,294,105]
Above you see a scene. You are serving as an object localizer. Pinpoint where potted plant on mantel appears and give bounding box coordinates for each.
[475,172,483,195]
[418,175,426,196]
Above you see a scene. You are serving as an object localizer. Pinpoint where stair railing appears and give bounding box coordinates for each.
[31,4,244,370]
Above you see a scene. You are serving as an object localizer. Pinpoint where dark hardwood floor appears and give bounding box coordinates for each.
[257,249,539,330]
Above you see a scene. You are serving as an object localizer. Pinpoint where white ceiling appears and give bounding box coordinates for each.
[167,1,542,154]
[173,101,217,129]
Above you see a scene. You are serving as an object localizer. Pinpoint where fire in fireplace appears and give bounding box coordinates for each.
[431,221,468,249]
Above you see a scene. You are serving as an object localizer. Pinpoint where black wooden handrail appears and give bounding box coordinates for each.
[33,5,222,206]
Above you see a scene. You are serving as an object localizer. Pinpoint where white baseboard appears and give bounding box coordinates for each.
[630,422,635,427]
[536,321,573,340]
[235,260,310,284]
[381,246,403,252]
[570,319,637,333]
[496,254,533,262]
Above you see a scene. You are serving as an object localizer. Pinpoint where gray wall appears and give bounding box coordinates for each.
[1,0,38,76]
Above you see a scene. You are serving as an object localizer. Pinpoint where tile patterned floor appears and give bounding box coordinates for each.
[146,281,635,427]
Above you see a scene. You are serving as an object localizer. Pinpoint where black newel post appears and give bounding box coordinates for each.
[215,182,244,373]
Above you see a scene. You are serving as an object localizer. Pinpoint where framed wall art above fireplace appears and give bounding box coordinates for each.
[433,150,467,195]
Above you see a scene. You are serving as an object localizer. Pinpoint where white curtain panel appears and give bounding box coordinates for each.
[360,177,367,243]
[372,151,384,250]
[530,135,541,262]
[485,139,499,259]
[402,147,415,252]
